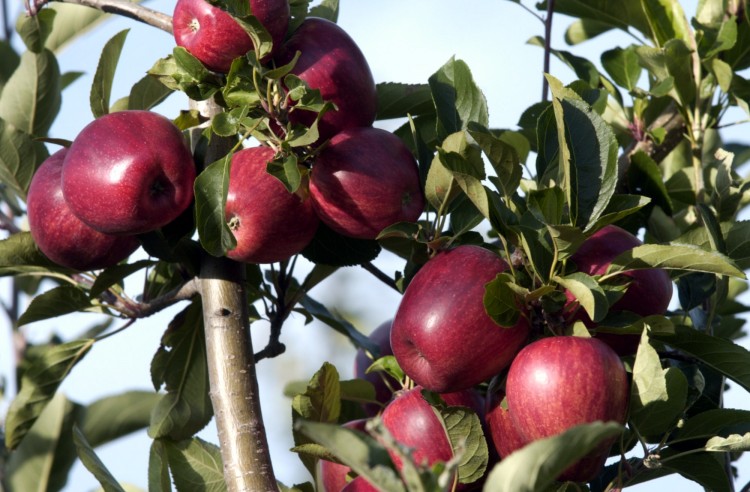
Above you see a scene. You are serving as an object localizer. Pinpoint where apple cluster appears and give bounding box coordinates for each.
[27,111,196,271]
[317,228,673,488]
[172,0,426,263]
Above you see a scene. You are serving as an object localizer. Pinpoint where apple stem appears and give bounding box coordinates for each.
[27,0,173,34]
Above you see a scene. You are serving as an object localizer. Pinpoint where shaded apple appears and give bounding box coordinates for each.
[224,146,319,263]
[354,320,398,416]
[391,245,530,393]
[485,395,528,460]
[173,0,289,72]
[566,224,673,354]
[62,111,196,236]
[318,419,369,492]
[27,149,140,271]
[505,336,629,482]
[310,127,425,240]
[274,17,377,142]
[381,386,454,473]
[339,476,378,492]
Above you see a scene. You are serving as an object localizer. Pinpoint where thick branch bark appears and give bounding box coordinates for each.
[193,99,277,492]
[200,255,277,492]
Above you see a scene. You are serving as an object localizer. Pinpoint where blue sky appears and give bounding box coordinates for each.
[2,0,749,490]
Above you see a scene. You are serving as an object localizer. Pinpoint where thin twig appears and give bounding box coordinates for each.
[541,0,555,102]
[27,0,172,33]
[111,278,200,318]
[0,210,20,234]
[361,261,400,292]
[1,0,11,41]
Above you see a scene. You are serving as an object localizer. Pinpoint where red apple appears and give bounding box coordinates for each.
[224,146,319,263]
[391,245,530,393]
[566,224,673,354]
[505,336,629,482]
[318,419,369,492]
[485,395,529,460]
[27,149,140,271]
[354,320,398,416]
[309,127,425,240]
[339,476,378,492]
[274,17,377,142]
[381,386,454,472]
[61,111,196,236]
[173,0,289,72]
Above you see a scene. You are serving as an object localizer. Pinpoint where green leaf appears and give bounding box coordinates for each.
[292,362,341,423]
[551,0,652,40]
[705,433,750,452]
[671,408,750,444]
[483,421,623,492]
[483,273,521,327]
[376,82,434,120]
[5,339,94,449]
[677,221,750,269]
[605,243,746,278]
[149,300,213,440]
[601,46,642,91]
[17,9,56,53]
[73,425,127,492]
[149,440,172,492]
[308,0,339,21]
[295,420,405,492]
[554,272,609,322]
[428,57,488,140]
[641,0,692,47]
[431,397,489,484]
[0,231,68,275]
[5,392,68,492]
[89,260,156,297]
[0,120,50,201]
[545,75,619,229]
[298,295,378,355]
[89,29,129,118]
[44,3,107,52]
[300,222,380,267]
[79,391,161,448]
[266,154,302,193]
[468,124,522,199]
[18,284,94,326]
[646,448,733,491]
[0,49,61,136]
[292,362,342,475]
[663,39,695,107]
[0,40,21,91]
[163,437,227,492]
[628,151,673,214]
[651,324,750,394]
[629,328,688,439]
[126,74,174,111]
[564,18,615,44]
[195,154,236,257]
[528,36,600,88]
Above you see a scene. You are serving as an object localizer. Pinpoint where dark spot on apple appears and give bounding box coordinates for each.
[189,18,200,33]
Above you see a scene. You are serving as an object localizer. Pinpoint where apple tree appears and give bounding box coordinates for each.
[1,0,750,491]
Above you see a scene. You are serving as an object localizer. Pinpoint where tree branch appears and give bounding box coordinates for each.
[193,99,277,492]
[110,278,200,318]
[617,103,686,182]
[28,0,172,33]
[361,261,400,292]
[541,0,555,102]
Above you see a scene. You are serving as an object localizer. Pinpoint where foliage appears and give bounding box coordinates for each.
[0,0,749,491]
